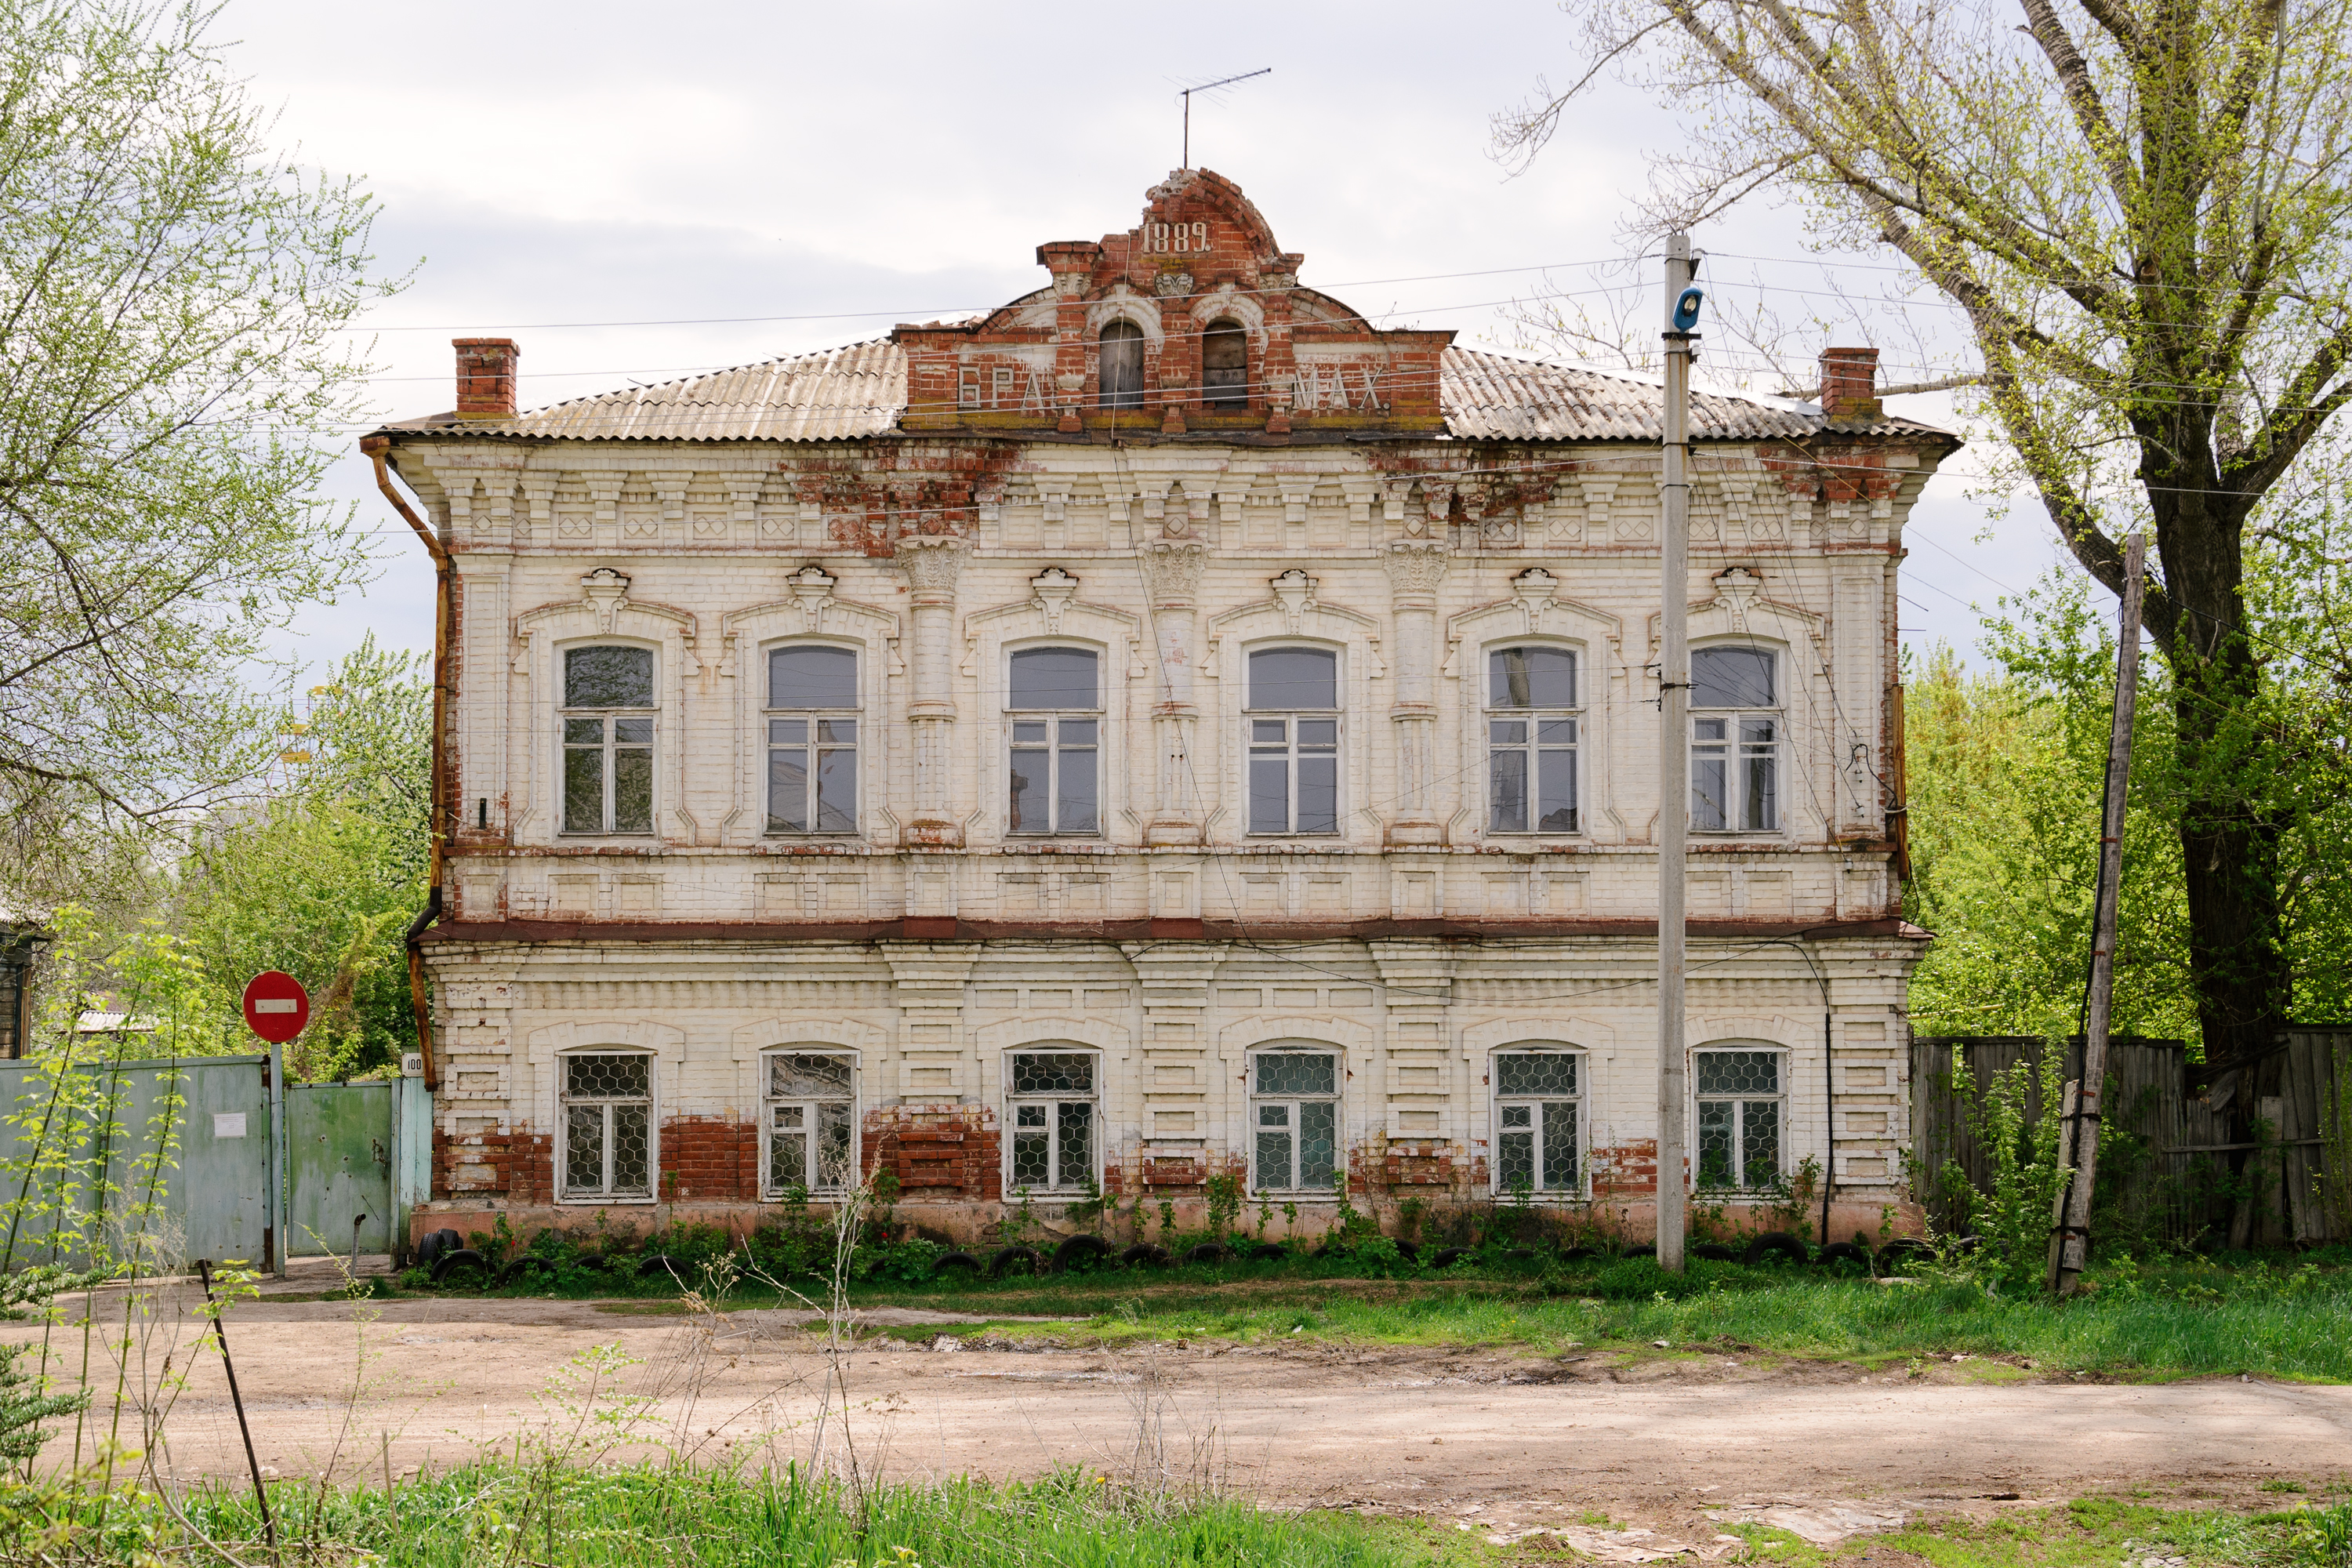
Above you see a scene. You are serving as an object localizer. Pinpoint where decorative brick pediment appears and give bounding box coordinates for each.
[894,169,1453,438]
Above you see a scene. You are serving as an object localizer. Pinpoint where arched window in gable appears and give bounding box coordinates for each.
[1098,320,1145,409]
[1201,318,1247,406]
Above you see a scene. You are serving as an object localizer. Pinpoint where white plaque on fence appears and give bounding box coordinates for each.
[212,1112,248,1139]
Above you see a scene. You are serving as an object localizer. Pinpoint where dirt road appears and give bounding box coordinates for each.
[13,1289,2347,1555]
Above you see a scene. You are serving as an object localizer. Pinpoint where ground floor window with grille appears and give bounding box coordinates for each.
[561,1052,653,1200]
[1493,1050,1581,1194]
[766,1051,855,1195]
[1253,1049,1339,1192]
[1007,1051,1094,1193]
[1696,1048,1783,1189]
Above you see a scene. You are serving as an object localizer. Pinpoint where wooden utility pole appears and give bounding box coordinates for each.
[2048,530,2145,1295]
[1657,233,1700,1272]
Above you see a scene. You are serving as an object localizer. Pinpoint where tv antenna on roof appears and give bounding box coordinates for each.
[1178,69,1271,169]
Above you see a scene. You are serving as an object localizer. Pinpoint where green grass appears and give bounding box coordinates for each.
[416,1247,2352,1384]
[22,1464,1502,1567]
[1732,1495,2352,1565]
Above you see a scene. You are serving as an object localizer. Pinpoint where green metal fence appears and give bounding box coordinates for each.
[0,1049,426,1276]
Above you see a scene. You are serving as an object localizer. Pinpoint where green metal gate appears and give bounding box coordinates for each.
[0,1051,429,1276]
[285,1080,393,1259]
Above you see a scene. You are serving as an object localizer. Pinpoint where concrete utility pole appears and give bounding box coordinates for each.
[1657,233,1700,1272]
[2048,529,2145,1295]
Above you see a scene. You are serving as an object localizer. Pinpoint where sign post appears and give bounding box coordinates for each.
[241,973,305,1281]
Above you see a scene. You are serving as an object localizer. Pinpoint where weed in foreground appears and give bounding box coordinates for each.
[0,1463,1468,1566]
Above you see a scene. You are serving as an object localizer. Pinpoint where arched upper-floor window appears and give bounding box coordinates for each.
[561,645,655,835]
[1486,644,1580,834]
[1201,318,1247,406]
[1007,646,1099,836]
[767,644,859,834]
[1098,320,1145,409]
[1690,645,1779,832]
[1246,646,1339,835]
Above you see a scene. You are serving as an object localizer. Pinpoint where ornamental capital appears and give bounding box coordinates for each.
[1140,539,1208,604]
[890,532,968,593]
[1382,539,1451,600]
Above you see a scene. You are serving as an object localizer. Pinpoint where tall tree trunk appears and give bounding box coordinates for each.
[2154,469,2290,1241]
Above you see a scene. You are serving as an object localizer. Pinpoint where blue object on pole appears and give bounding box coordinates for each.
[1673,287,1705,333]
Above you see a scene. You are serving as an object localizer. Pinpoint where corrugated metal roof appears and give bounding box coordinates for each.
[400,340,908,443]
[1439,347,1947,441]
[382,339,1948,445]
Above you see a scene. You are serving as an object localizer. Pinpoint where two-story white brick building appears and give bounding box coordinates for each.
[368,169,1952,1247]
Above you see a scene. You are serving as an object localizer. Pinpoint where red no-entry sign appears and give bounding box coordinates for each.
[241,971,309,1044]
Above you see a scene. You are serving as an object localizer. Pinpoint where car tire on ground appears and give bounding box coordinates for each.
[1817,1241,1872,1272]
[1743,1231,1810,1267]
[989,1245,1043,1278]
[429,1248,488,1286]
[1054,1234,1112,1272]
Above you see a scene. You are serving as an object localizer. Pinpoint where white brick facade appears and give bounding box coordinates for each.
[381,171,1949,1244]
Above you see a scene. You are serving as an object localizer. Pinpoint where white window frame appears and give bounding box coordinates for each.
[557,1049,657,1203]
[558,643,658,837]
[1689,644,1782,835]
[1693,1046,1787,1191]
[764,641,862,837]
[1490,1047,1584,1196]
[1250,1047,1342,1193]
[1483,643,1581,836]
[1004,644,1104,837]
[762,1049,858,1197]
[1004,1049,1099,1195]
[1244,644,1343,837]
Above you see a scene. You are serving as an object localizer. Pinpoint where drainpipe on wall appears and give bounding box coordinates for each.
[361,433,447,1091]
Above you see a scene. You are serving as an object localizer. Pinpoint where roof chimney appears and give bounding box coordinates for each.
[454,337,520,418]
[1818,345,1881,421]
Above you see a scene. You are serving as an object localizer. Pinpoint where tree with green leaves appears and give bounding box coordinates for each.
[0,0,401,906]
[1902,583,2198,1043]
[31,638,430,1078]
[1496,0,2352,1095]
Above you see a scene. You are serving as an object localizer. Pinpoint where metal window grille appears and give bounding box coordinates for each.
[1007,648,1100,835]
[1252,1051,1338,1191]
[561,1053,652,1198]
[1486,647,1580,834]
[1690,647,1779,833]
[1694,1049,1784,1189]
[1246,648,1340,835]
[1493,1051,1581,1193]
[767,645,859,833]
[1007,1051,1095,1192]
[561,647,655,835]
[765,1052,855,1195]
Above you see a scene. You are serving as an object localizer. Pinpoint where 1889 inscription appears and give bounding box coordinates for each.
[1138,220,1211,255]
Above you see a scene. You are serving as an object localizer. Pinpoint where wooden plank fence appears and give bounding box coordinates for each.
[1912,1030,2350,1247]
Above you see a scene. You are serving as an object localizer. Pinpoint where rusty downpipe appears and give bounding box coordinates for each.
[362,434,446,1091]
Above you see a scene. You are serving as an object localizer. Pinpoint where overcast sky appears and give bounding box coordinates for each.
[219,0,2071,678]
